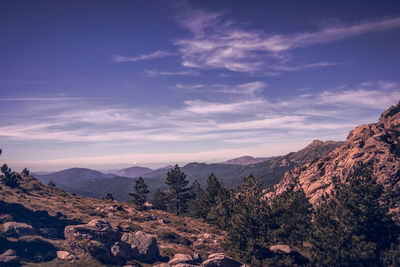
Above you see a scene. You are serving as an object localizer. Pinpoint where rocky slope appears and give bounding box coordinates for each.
[276,101,400,218]
[0,174,225,266]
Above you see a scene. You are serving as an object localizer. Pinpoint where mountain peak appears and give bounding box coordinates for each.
[276,101,400,218]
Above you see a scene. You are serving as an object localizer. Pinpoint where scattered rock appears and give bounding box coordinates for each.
[269,244,291,254]
[121,231,159,262]
[64,219,120,263]
[0,249,20,266]
[57,250,75,261]
[153,264,171,267]
[3,222,36,237]
[168,253,195,265]
[111,241,139,260]
[202,253,243,267]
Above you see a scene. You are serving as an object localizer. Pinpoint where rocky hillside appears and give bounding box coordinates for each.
[0,174,226,266]
[277,101,400,218]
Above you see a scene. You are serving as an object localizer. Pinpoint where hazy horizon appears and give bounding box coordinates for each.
[1,1,400,171]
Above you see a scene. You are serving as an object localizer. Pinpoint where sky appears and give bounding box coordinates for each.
[1,0,400,171]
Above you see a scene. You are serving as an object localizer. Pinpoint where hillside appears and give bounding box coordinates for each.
[0,174,224,266]
[34,168,112,187]
[109,166,154,178]
[222,156,271,165]
[277,101,400,218]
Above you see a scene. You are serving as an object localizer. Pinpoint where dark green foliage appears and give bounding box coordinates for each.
[105,192,114,201]
[1,164,19,188]
[22,168,30,176]
[151,188,168,210]
[268,180,312,247]
[129,177,149,211]
[188,180,204,217]
[310,163,400,266]
[165,165,191,215]
[191,173,233,228]
[224,175,270,264]
[48,180,56,187]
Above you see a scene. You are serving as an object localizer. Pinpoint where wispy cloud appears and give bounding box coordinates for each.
[176,83,204,90]
[145,69,199,76]
[0,97,86,102]
[1,81,399,171]
[112,50,173,62]
[215,81,266,96]
[175,9,400,72]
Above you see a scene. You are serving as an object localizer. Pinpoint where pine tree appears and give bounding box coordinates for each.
[188,180,204,217]
[224,174,269,264]
[165,165,191,215]
[269,179,312,247]
[105,192,114,201]
[129,177,149,211]
[1,164,18,188]
[22,168,30,176]
[48,180,56,187]
[310,163,400,266]
[151,188,167,210]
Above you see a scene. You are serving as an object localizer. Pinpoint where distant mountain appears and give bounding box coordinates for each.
[276,101,400,219]
[33,168,112,187]
[108,166,153,178]
[67,176,168,202]
[222,156,271,165]
[141,140,344,188]
[32,141,343,202]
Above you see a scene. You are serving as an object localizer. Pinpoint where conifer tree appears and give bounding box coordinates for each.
[269,179,312,247]
[165,165,191,215]
[151,188,167,210]
[129,177,149,211]
[188,180,204,217]
[224,174,269,264]
[310,163,400,266]
[48,180,56,187]
[22,168,30,176]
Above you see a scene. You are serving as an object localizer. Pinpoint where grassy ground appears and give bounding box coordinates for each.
[0,174,224,266]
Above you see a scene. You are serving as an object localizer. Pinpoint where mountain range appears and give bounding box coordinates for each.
[33,140,343,201]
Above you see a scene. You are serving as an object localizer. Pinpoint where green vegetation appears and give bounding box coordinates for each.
[165,164,192,215]
[310,164,400,266]
[48,180,56,187]
[129,177,150,210]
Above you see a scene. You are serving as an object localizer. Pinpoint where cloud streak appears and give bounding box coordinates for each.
[175,10,400,72]
[113,51,173,62]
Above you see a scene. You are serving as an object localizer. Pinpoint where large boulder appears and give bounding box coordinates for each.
[111,241,139,260]
[201,253,243,267]
[3,222,36,237]
[64,219,120,263]
[0,249,20,266]
[57,250,75,261]
[121,231,159,262]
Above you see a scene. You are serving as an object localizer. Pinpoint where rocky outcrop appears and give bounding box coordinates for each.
[121,231,159,262]
[57,250,75,261]
[168,253,202,265]
[3,222,36,237]
[0,249,20,266]
[276,101,400,218]
[64,219,159,264]
[201,253,244,267]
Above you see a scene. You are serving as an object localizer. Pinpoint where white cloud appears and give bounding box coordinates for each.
[145,69,199,76]
[112,51,172,62]
[175,10,400,72]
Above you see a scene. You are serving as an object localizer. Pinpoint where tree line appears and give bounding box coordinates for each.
[126,163,400,266]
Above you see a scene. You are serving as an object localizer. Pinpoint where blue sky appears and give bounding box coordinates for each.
[1,0,400,171]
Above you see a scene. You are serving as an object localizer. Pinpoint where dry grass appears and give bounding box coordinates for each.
[0,174,224,266]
